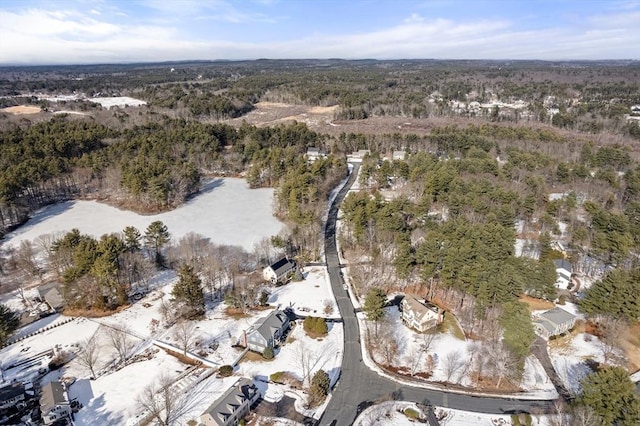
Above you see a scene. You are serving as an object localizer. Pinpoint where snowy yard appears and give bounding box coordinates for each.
[1,257,341,425]
[267,266,338,318]
[359,307,557,398]
[2,178,284,252]
[354,401,554,426]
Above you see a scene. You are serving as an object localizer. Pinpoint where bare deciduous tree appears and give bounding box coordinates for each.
[137,373,176,426]
[378,326,399,366]
[173,320,197,357]
[76,333,101,379]
[14,240,43,282]
[106,325,135,364]
[294,341,333,388]
[443,351,465,383]
[597,315,625,364]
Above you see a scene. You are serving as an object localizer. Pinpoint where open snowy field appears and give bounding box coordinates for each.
[2,178,284,252]
[88,96,147,109]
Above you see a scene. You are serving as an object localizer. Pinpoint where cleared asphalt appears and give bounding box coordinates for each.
[320,163,557,425]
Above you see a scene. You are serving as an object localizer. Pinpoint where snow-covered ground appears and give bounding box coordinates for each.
[89,96,147,109]
[2,178,284,252]
[358,308,557,399]
[1,259,341,424]
[267,266,338,318]
[355,401,554,426]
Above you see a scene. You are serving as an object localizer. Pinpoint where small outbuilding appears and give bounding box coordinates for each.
[554,259,573,290]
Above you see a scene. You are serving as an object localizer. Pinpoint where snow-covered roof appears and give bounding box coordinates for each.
[40,381,69,413]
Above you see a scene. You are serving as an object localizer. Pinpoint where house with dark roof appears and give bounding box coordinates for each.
[0,382,25,411]
[534,307,577,340]
[199,378,260,426]
[400,294,443,333]
[244,310,290,353]
[38,282,65,312]
[554,259,573,290]
[262,257,296,284]
[40,381,71,425]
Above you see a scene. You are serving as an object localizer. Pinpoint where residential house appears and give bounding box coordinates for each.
[347,149,371,162]
[40,381,71,425]
[554,259,573,290]
[0,382,25,411]
[199,378,260,426]
[533,307,577,340]
[306,147,327,163]
[244,310,290,353]
[400,294,443,333]
[38,282,65,312]
[262,257,296,284]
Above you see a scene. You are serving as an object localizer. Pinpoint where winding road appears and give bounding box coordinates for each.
[320,163,557,425]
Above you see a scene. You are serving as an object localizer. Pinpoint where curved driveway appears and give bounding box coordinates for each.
[320,163,556,425]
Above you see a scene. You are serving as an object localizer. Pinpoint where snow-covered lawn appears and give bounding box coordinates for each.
[549,331,609,394]
[355,402,554,426]
[267,266,338,318]
[359,308,556,398]
[2,178,284,252]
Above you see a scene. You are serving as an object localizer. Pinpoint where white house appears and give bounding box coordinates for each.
[40,381,71,425]
[533,307,577,340]
[306,147,327,163]
[199,378,260,426]
[263,257,296,284]
[347,149,371,162]
[554,259,573,290]
[392,150,407,161]
[0,383,25,411]
[400,294,443,333]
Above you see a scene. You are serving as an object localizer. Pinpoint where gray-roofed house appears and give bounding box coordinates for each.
[38,282,65,312]
[306,147,327,163]
[554,259,573,290]
[199,378,260,426]
[0,382,25,411]
[262,257,296,284]
[244,310,290,354]
[534,307,577,340]
[392,150,407,161]
[40,381,71,425]
[400,294,443,333]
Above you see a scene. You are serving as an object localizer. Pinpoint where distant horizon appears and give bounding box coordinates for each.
[1,0,639,65]
[1,57,639,68]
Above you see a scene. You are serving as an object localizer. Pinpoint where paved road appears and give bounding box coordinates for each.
[320,163,556,425]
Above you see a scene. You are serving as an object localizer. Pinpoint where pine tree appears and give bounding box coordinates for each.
[0,304,19,346]
[364,287,386,337]
[578,366,640,425]
[123,226,142,252]
[309,369,330,405]
[144,221,170,266]
[172,264,204,318]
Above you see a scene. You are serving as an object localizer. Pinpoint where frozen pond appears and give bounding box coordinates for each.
[2,178,284,252]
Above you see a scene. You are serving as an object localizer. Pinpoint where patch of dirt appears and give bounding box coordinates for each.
[226,101,338,129]
[1,105,41,114]
[619,321,640,371]
[519,295,555,311]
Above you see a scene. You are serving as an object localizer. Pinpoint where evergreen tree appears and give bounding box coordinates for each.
[578,366,640,426]
[0,304,19,346]
[144,221,170,266]
[579,268,640,321]
[364,287,386,337]
[172,264,204,318]
[309,369,330,404]
[500,301,536,366]
[123,226,142,252]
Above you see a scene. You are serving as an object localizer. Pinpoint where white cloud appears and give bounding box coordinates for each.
[0,7,638,64]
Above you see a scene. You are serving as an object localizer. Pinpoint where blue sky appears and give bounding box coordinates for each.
[0,0,638,64]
